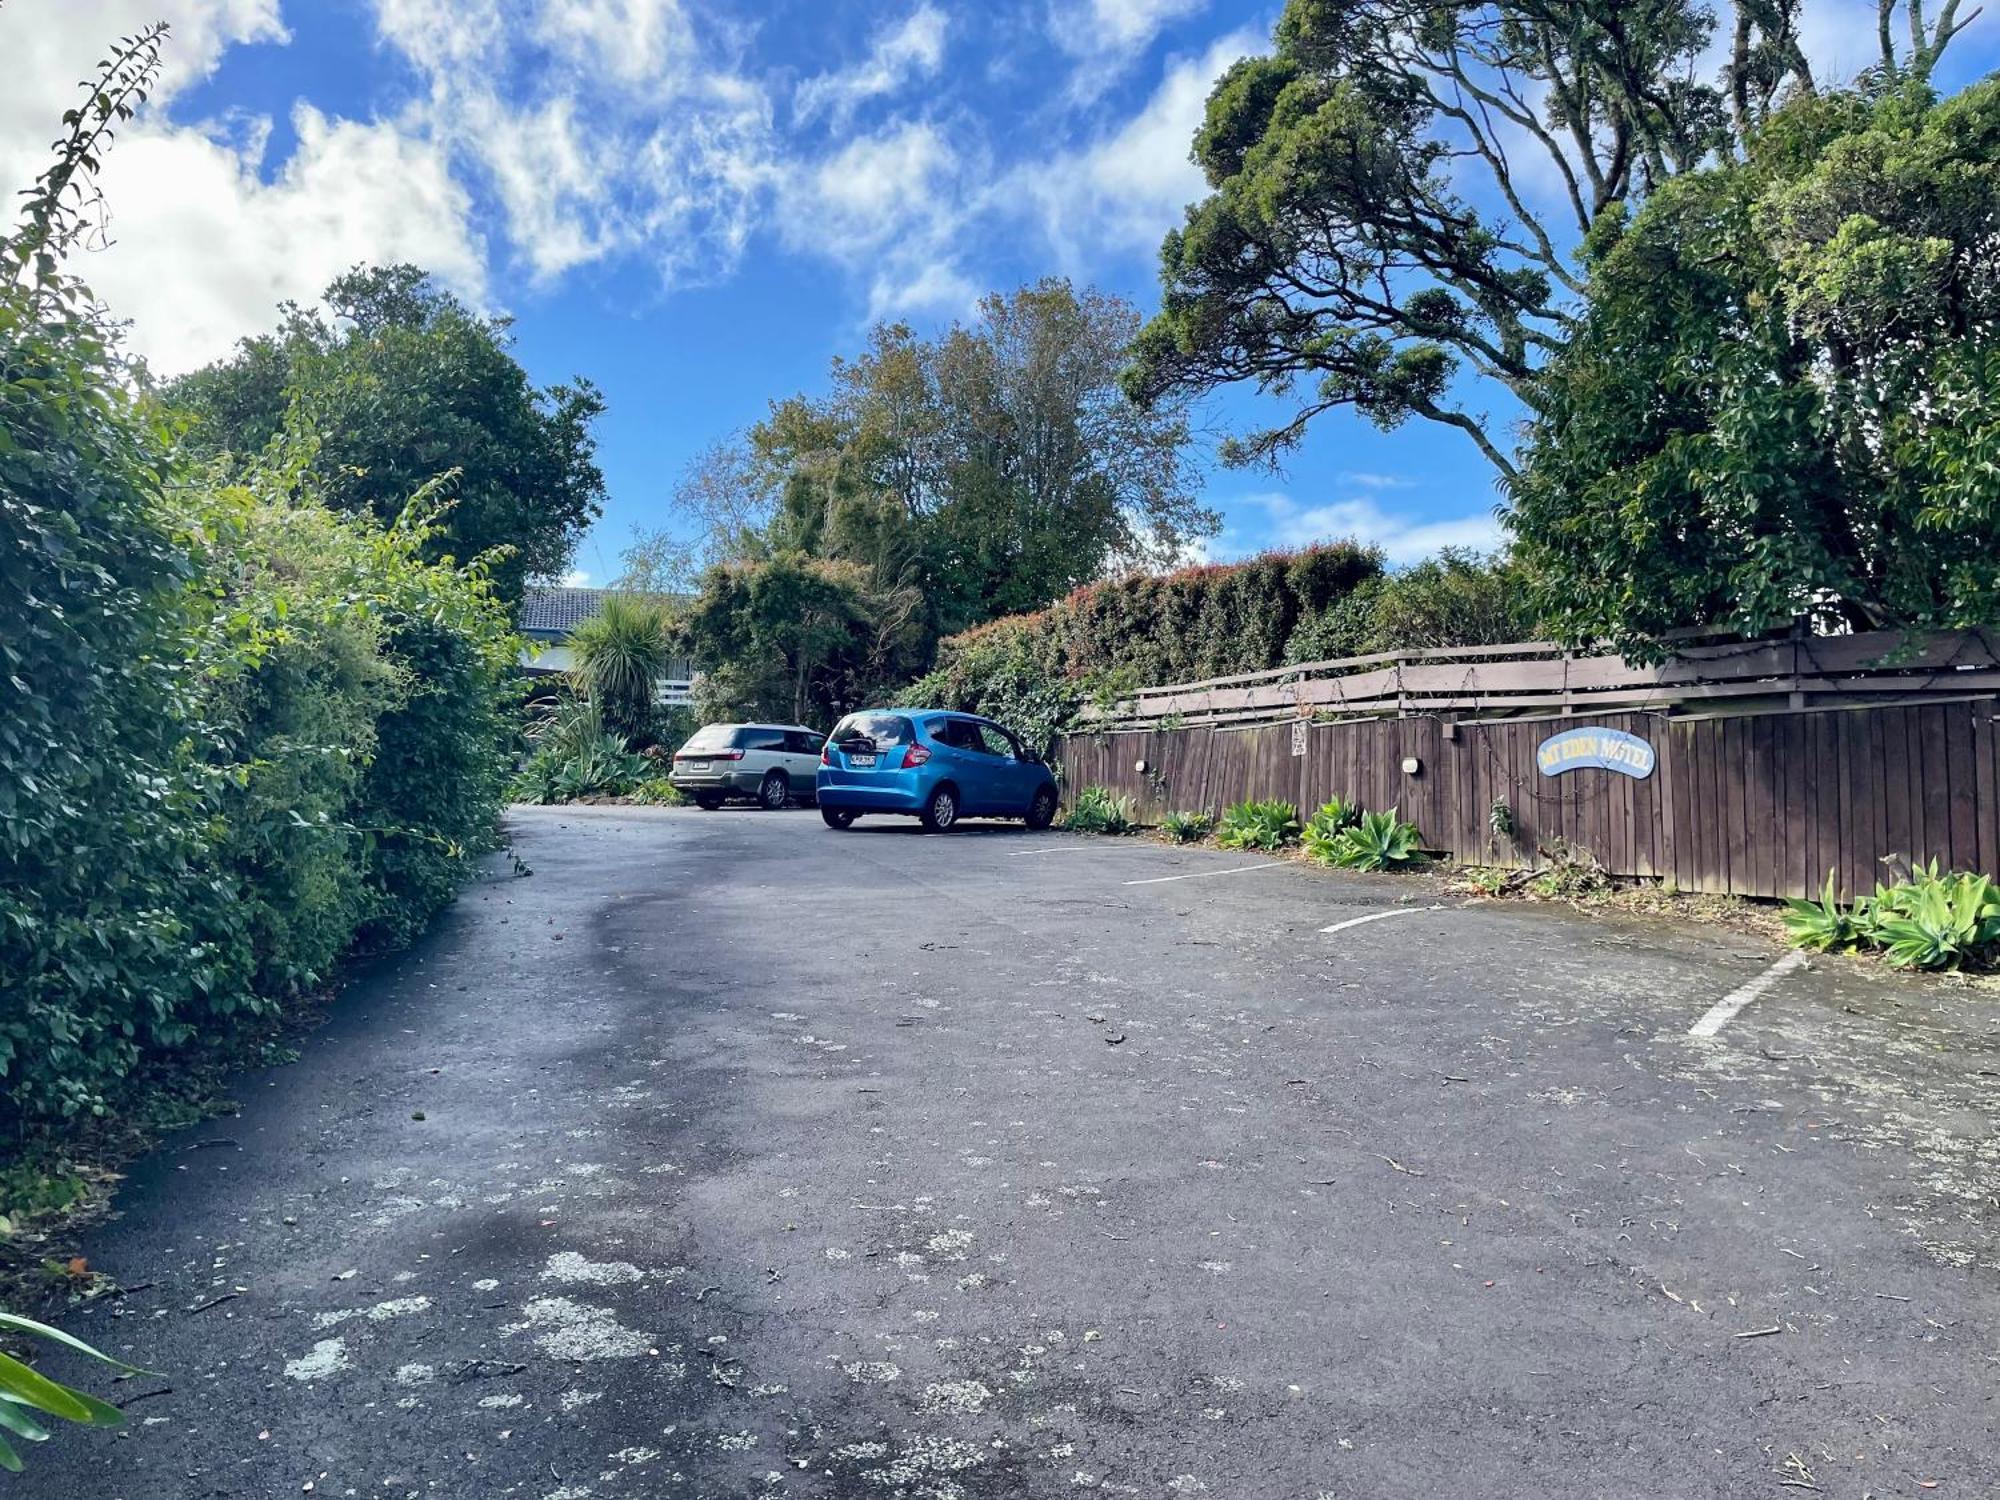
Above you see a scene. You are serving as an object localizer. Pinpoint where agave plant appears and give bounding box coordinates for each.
[1063,785,1136,835]
[1325,809,1426,871]
[1300,796,1362,863]
[1159,810,1214,844]
[1865,869,2000,970]
[1781,871,1862,952]
[1216,798,1300,851]
[0,1310,142,1471]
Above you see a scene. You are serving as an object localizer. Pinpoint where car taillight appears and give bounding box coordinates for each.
[900,744,931,769]
[821,745,832,764]
[717,750,743,761]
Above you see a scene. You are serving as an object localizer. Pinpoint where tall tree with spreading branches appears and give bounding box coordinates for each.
[1125,0,1981,478]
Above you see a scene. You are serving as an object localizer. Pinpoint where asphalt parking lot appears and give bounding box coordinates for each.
[25,805,2000,1499]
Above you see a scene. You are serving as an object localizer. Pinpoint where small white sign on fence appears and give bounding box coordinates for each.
[1291,718,1308,757]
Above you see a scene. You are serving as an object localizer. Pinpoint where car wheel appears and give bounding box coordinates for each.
[695,792,724,811]
[758,771,790,810]
[1024,785,1057,830]
[821,806,856,830]
[919,784,959,832]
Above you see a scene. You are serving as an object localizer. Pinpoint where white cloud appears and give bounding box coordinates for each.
[796,5,949,128]
[1018,28,1258,262]
[1239,492,1505,565]
[0,2,484,374]
[1050,0,1210,72]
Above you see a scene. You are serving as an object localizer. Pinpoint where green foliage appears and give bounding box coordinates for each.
[1063,785,1136,835]
[1127,0,1976,476]
[1780,871,1865,952]
[1511,81,2000,652]
[0,1310,142,1472]
[626,776,685,807]
[1283,551,1539,663]
[913,542,1383,745]
[684,552,906,726]
[1783,863,2000,970]
[513,699,653,805]
[1217,798,1300,851]
[1299,796,1362,862]
[1321,809,1426,871]
[1159,810,1215,844]
[569,593,676,742]
[167,264,607,601]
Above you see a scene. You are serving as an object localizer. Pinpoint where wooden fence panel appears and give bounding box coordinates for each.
[1053,698,2000,901]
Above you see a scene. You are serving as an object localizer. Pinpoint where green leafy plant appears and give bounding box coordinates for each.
[1216,798,1300,851]
[1159,809,1214,844]
[1781,872,1864,952]
[0,1310,144,1471]
[568,593,677,742]
[1063,785,1136,835]
[1458,866,1511,897]
[1300,796,1362,863]
[513,699,653,805]
[1861,866,2000,970]
[1324,809,1426,871]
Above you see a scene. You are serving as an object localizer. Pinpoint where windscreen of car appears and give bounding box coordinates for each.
[832,714,914,748]
[680,724,742,753]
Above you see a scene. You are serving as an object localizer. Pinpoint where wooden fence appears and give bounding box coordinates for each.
[1090,628,2000,730]
[1056,697,2000,901]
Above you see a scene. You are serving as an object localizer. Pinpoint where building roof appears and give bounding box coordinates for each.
[518,586,610,636]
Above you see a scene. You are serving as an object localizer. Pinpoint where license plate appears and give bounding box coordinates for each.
[849,753,877,768]
[686,761,709,772]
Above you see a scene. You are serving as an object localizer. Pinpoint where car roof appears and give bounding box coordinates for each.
[709,721,819,732]
[844,708,975,721]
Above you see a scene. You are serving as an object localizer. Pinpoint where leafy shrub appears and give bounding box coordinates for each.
[1217,798,1300,851]
[1783,862,2000,970]
[514,699,653,804]
[1063,785,1136,835]
[1300,797,1362,862]
[1781,872,1864,952]
[627,777,685,807]
[1283,550,1539,664]
[1159,810,1214,844]
[1323,809,1426,871]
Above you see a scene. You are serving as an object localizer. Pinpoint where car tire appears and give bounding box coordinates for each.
[758,771,789,810]
[919,784,959,832]
[1024,785,1057,830]
[694,792,724,811]
[821,807,856,830]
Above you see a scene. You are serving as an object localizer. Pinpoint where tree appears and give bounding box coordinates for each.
[568,593,677,742]
[1507,79,2000,652]
[1125,0,1980,477]
[167,265,607,600]
[628,279,1216,641]
[682,553,918,726]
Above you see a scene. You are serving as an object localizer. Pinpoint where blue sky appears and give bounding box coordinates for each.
[2,0,1994,588]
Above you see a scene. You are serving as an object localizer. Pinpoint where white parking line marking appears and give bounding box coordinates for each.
[1008,845,1118,857]
[1123,862,1284,887]
[1320,905,1443,935]
[1689,950,1809,1038]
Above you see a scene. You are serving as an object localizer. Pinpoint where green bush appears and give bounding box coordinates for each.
[1159,810,1214,844]
[1321,809,1427,871]
[1300,797,1362,862]
[513,699,653,805]
[1,268,516,1134]
[1216,798,1300,851]
[1790,862,2000,970]
[1284,550,1539,664]
[911,543,1382,743]
[1063,785,1136,835]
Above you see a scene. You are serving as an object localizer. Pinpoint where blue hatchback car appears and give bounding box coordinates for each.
[815,709,1059,832]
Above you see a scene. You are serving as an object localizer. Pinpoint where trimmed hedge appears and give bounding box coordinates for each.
[2,277,515,1137]
[908,543,1382,745]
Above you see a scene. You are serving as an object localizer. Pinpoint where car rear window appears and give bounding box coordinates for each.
[681,724,742,753]
[832,713,914,748]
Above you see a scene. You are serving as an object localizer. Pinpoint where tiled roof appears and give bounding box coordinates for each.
[517,586,615,636]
